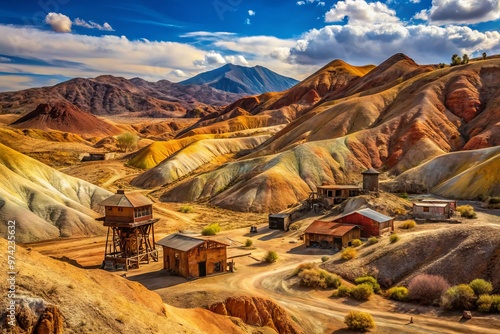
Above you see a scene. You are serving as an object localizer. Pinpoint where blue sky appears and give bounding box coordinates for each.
[0,0,499,91]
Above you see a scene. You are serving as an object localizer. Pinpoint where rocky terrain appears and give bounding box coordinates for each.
[180,64,299,95]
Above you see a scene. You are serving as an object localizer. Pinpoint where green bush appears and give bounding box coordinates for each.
[400,220,416,229]
[469,279,493,296]
[321,256,330,263]
[477,294,493,312]
[367,237,378,245]
[399,192,409,199]
[341,247,357,260]
[456,205,477,219]
[116,132,138,152]
[394,207,406,215]
[298,267,341,289]
[389,234,400,243]
[337,285,351,297]
[441,284,475,310]
[264,250,278,263]
[492,295,500,312]
[201,223,221,236]
[244,238,253,247]
[351,239,362,247]
[387,286,409,302]
[178,205,193,213]
[292,262,315,276]
[355,276,381,293]
[344,311,375,332]
[351,283,374,301]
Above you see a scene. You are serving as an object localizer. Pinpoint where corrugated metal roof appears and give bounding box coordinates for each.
[356,208,392,222]
[269,213,289,218]
[316,185,360,190]
[304,221,359,236]
[99,191,152,208]
[413,202,448,207]
[362,168,380,174]
[156,234,230,252]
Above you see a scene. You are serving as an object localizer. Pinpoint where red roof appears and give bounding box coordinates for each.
[304,221,360,236]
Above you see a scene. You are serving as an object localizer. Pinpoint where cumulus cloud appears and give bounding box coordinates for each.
[74,18,114,31]
[245,18,251,25]
[45,12,72,33]
[297,0,325,5]
[248,10,256,16]
[225,55,249,66]
[194,51,227,68]
[169,69,188,78]
[416,0,500,24]
[325,0,399,24]
[410,0,421,3]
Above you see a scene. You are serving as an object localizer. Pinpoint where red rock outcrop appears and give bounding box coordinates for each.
[445,75,481,122]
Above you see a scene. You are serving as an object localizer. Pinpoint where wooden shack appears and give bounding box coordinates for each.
[421,199,457,211]
[304,221,361,250]
[413,202,451,219]
[268,213,291,231]
[316,185,361,207]
[333,208,393,237]
[157,234,228,278]
[99,190,158,270]
[362,168,380,192]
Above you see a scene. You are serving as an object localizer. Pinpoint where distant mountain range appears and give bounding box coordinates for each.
[180,64,299,95]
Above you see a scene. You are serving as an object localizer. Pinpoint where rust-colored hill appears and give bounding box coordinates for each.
[10,102,121,137]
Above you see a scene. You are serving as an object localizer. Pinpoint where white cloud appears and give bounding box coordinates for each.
[180,31,236,38]
[245,18,251,25]
[74,18,114,31]
[224,55,249,66]
[297,0,325,5]
[416,0,500,24]
[410,0,421,3]
[194,51,227,68]
[169,69,188,78]
[45,12,72,33]
[325,0,400,24]
[297,1,306,5]
[248,10,256,16]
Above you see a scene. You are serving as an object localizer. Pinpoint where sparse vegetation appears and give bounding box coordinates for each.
[492,295,500,312]
[408,274,450,305]
[477,294,494,312]
[451,54,462,66]
[201,223,221,236]
[244,238,253,247]
[355,276,381,293]
[289,223,300,231]
[178,205,193,213]
[344,311,375,332]
[321,256,330,262]
[367,237,378,245]
[116,132,138,152]
[462,54,469,64]
[456,205,477,219]
[441,284,476,310]
[298,268,341,289]
[350,283,374,301]
[351,239,362,247]
[469,278,493,296]
[482,52,487,60]
[400,220,416,229]
[264,250,278,263]
[292,262,315,276]
[399,192,409,199]
[387,286,409,301]
[341,247,357,260]
[389,234,400,243]
[393,207,406,215]
[336,285,351,297]
[438,63,446,68]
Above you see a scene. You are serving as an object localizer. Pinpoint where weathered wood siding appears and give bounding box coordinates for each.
[335,213,393,237]
[305,228,360,249]
[413,205,448,219]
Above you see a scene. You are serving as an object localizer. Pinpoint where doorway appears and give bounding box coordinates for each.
[198,261,207,277]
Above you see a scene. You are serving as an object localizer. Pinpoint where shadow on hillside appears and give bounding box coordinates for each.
[128,270,187,290]
[50,256,101,269]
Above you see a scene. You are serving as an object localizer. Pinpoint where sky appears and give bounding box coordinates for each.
[0,0,499,91]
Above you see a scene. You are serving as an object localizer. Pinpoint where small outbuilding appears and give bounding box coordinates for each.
[333,208,394,237]
[316,185,361,206]
[268,213,291,231]
[157,234,228,278]
[304,221,361,250]
[413,202,451,219]
[421,199,457,211]
[362,168,380,192]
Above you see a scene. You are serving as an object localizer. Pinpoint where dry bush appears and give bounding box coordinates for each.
[400,220,416,229]
[394,207,406,215]
[341,247,357,260]
[337,285,351,297]
[351,284,374,301]
[477,294,494,312]
[456,205,477,219]
[298,267,341,289]
[408,274,450,305]
[244,239,253,247]
[292,262,315,276]
[492,295,500,312]
[355,276,381,293]
[389,234,400,243]
[387,287,409,302]
[321,256,330,262]
[179,205,193,213]
[441,284,475,310]
[469,279,493,296]
[344,311,375,332]
[367,237,378,245]
[351,239,362,247]
[264,250,278,263]
[201,223,221,236]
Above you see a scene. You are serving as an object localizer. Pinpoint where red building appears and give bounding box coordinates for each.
[333,208,394,237]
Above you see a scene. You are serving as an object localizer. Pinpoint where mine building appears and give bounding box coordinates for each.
[98,190,158,270]
[304,221,361,250]
[413,202,452,219]
[157,233,228,278]
[316,185,361,207]
[268,213,291,231]
[420,199,457,212]
[333,208,394,237]
[362,168,380,192]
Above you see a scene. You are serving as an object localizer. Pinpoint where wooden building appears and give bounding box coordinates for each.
[413,202,451,219]
[333,208,393,237]
[268,213,291,231]
[421,199,457,211]
[316,185,361,207]
[304,221,361,250]
[99,190,158,270]
[157,234,228,278]
[362,168,380,192]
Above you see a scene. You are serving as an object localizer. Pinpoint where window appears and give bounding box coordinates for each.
[327,190,333,197]
[214,261,221,272]
[423,207,429,212]
[107,207,112,211]
[134,206,152,218]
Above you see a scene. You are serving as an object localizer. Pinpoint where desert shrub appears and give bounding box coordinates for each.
[441,284,475,310]
[399,192,409,199]
[351,283,374,301]
[178,205,193,213]
[393,207,406,215]
[244,239,253,247]
[400,220,416,229]
[344,311,375,332]
[489,197,500,204]
[492,295,500,312]
[321,256,330,262]
[264,250,278,263]
[456,205,477,219]
[355,276,381,293]
[341,247,357,260]
[477,294,493,312]
[367,237,378,245]
[351,239,362,247]
[387,286,409,302]
[292,262,315,276]
[289,223,300,231]
[201,223,221,236]
[298,267,341,289]
[469,279,493,296]
[389,234,400,243]
[408,274,450,304]
[116,132,138,152]
[337,285,351,297]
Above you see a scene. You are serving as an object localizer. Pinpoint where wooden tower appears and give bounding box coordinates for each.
[99,190,158,270]
[362,168,380,193]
